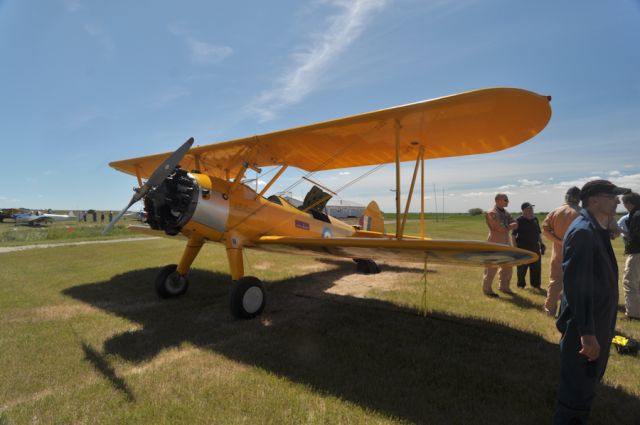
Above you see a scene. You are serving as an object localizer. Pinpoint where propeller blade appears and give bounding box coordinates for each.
[145,137,194,189]
[102,137,194,234]
[102,195,138,235]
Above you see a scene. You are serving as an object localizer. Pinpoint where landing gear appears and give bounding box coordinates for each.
[229,276,266,319]
[354,259,380,274]
[155,264,189,298]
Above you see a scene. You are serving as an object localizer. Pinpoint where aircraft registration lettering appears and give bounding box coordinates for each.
[295,220,310,230]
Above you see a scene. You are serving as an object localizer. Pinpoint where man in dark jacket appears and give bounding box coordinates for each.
[553,180,630,424]
[621,192,640,319]
[512,202,545,288]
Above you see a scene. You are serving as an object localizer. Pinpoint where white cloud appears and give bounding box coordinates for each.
[339,171,351,176]
[150,86,191,109]
[247,0,387,121]
[84,24,115,58]
[169,23,233,65]
[460,191,501,198]
[497,184,516,190]
[609,170,621,177]
[612,173,640,190]
[186,38,233,64]
[517,179,542,186]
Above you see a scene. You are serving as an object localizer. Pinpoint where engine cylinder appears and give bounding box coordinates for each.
[144,168,199,235]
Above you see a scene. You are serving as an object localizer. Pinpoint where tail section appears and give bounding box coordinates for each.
[359,201,385,233]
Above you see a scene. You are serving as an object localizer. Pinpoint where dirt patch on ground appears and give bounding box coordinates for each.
[251,261,274,270]
[325,272,407,297]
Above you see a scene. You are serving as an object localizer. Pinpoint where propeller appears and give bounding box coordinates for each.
[103,137,194,234]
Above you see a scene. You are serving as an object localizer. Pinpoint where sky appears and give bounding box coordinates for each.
[1,0,639,213]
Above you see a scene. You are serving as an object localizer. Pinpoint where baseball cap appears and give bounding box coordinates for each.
[579,179,630,201]
[521,202,534,210]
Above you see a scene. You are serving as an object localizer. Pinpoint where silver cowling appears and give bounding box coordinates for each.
[144,168,230,236]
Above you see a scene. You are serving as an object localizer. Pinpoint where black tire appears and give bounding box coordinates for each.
[155,264,189,298]
[354,259,380,275]
[229,276,266,319]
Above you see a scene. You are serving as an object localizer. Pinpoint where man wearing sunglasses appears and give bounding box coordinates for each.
[553,180,630,424]
[482,193,518,297]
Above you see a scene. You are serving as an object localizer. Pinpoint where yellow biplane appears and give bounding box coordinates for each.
[105,87,552,318]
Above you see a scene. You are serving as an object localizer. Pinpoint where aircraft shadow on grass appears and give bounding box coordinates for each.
[63,260,640,424]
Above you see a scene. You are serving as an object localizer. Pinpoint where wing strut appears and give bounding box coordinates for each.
[257,165,288,199]
[420,146,425,239]
[400,146,424,237]
[134,165,143,187]
[395,119,401,238]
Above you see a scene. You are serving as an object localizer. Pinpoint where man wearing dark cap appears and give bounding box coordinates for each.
[512,202,544,289]
[553,180,630,424]
[542,187,582,316]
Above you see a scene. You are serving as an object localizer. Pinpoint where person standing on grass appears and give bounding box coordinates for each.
[512,202,545,289]
[482,193,518,297]
[553,180,630,425]
[542,187,581,316]
[620,192,640,320]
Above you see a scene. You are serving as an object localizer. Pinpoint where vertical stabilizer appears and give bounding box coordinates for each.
[359,201,385,233]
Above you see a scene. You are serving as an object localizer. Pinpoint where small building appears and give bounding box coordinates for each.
[325,199,364,218]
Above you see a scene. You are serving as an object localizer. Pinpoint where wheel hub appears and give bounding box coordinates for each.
[242,286,264,314]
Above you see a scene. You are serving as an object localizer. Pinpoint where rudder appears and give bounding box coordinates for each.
[359,201,385,233]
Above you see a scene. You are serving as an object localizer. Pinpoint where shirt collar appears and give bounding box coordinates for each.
[581,208,609,233]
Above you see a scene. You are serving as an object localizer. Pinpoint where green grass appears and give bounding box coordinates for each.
[0,217,145,247]
[1,217,639,424]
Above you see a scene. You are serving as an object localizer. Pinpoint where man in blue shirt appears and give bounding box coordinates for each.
[553,180,630,424]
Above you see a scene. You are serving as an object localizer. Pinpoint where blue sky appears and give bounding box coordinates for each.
[1,0,639,213]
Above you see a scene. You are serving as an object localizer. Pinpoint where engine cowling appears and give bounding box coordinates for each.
[144,167,199,235]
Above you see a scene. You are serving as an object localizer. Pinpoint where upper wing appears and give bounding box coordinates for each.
[109,87,551,179]
[252,236,538,267]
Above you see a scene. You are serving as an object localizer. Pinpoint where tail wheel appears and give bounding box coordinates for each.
[155,264,189,298]
[354,259,380,275]
[229,276,266,319]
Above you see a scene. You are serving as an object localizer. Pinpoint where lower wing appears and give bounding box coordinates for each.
[252,236,537,267]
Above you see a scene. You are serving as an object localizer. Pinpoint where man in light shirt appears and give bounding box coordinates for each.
[542,187,581,316]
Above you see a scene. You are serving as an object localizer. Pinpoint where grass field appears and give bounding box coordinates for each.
[1,214,639,424]
[0,217,145,247]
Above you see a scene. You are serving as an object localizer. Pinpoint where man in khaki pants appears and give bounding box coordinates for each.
[542,187,581,316]
[621,192,640,320]
[483,193,518,297]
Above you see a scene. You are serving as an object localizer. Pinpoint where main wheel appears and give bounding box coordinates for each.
[354,259,380,274]
[229,276,266,319]
[155,264,189,298]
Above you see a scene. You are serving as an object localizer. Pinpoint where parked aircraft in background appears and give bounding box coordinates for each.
[104,87,552,319]
[14,211,76,226]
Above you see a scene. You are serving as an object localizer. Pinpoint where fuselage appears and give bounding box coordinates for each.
[143,169,356,249]
[14,212,75,225]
